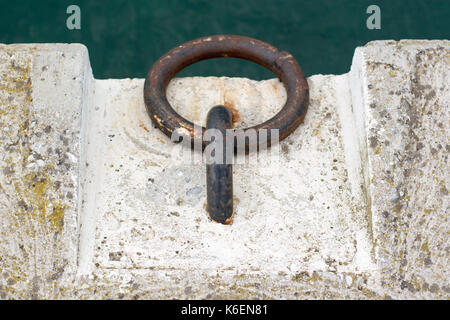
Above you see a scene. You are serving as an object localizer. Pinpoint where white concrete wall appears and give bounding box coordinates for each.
[0,40,448,299]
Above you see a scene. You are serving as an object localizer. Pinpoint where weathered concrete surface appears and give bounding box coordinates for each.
[350,40,450,298]
[0,44,92,299]
[75,75,375,300]
[0,40,448,299]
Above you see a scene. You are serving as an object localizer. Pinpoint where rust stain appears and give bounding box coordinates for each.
[272,82,280,94]
[139,120,149,133]
[156,137,166,144]
[223,215,234,225]
[223,100,240,126]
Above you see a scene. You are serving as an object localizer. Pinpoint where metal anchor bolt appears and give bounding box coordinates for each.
[205,106,233,224]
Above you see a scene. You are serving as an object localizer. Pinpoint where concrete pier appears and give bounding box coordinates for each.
[0,40,448,299]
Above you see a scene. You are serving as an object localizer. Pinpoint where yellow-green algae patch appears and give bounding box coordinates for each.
[1,50,66,236]
[13,170,67,237]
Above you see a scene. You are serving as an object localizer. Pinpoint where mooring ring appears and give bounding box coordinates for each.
[144,35,309,151]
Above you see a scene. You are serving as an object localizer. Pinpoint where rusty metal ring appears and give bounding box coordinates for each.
[144,35,309,151]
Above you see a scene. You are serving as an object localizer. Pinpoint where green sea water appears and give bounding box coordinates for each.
[1,0,448,79]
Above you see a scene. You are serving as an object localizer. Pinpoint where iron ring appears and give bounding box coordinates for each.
[144,34,309,151]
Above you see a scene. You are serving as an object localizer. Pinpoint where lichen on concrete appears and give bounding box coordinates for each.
[0,44,91,299]
[350,40,449,298]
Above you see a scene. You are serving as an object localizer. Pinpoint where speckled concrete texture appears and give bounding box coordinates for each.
[350,40,449,298]
[0,44,92,299]
[75,75,374,297]
[0,41,448,299]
